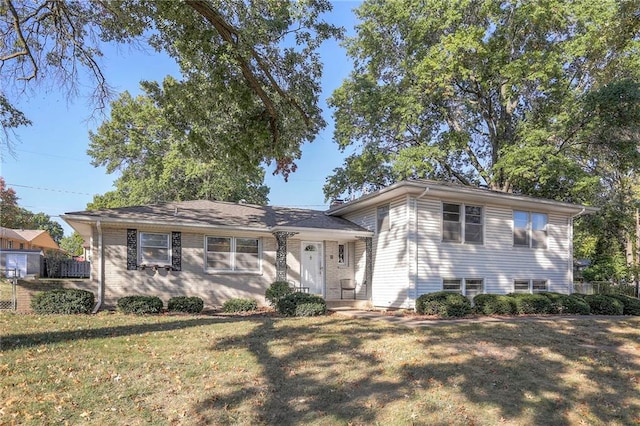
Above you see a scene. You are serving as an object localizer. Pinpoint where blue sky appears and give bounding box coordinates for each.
[0,1,361,236]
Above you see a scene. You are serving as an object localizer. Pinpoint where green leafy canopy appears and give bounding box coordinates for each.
[326,0,640,201]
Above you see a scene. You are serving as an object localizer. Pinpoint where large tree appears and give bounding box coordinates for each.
[1,0,341,176]
[325,0,640,200]
[87,86,270,208]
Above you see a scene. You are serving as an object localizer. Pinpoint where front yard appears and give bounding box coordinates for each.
[1,312,639,425]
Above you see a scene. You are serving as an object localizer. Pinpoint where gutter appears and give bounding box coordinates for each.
[92,220,104,313]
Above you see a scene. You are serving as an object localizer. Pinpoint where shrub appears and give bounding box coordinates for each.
[582,295,624,315]
[31,289,94,314]
[168,296,204,314]
[473,294,516,315]
[507,293,552,315]
[294,301,327,317]
[538,292,565,314]
[265,281,293,307]
[560,294,591,315]
[276,292,326,317]
[607,295,640,316]
[222,298,258,313]
[117,296,163,314]
[415,292,472,318]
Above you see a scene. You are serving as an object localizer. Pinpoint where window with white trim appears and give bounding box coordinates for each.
[442,203,483,244]
[513,211,548,249]
[206,236,261,272]
[513,279,548,293]
[377,204,390,233]
[443,278,484,297]
[139,232,170,264]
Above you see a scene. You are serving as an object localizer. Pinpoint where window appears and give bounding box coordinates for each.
[513,211,548,248]
[443,203,483,244]
[513,279,548,293]
[465,206,483,243]
[443,279,462,293]
[442,204,461,242]
[465,279,484,299]
[531,213,548,249]
[338,243,348,266]
[19,243,24,250]
[206,236,260,272]
[532,280,548,293]
[7,240,13,249]
[377,204,390,232]
[513,279,530,293]
[139,232,170,264]
[443,278,484,298]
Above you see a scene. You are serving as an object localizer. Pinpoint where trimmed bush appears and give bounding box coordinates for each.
[265,281,293,307]
[222,298,258,313]
[168,296,204,314]
[473,294,516,315]
[538,292,564,314]
[31,289,94,314]
[508,293,552,315]
[607,295,640,316]
[560,294,591,315]
[415,292,472,318]
[117,296,163,314]
[582,295,624,315]
[294,301,327,317]
[276,292,326,317]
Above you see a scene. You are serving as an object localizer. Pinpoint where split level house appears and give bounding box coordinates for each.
[62,180,597,311]
[0,227,60,277]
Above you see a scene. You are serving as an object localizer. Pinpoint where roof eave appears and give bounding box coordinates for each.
[271,226,373,239]
[62,215,374,239]
[327,181,599,216]
[62,214,272,235]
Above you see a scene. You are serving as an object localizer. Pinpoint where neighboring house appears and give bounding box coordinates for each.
[0,227,61,277]
[62,180,596,310]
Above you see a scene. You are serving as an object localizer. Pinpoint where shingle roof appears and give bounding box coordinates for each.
[64,200,368,233]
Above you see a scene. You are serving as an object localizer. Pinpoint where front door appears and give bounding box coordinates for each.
[301,242,323,295]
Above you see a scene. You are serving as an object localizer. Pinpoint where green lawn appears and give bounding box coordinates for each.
[1,312,639,425]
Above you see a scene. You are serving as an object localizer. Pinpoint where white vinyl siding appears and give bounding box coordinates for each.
[346,197,410,308]
[343,194,574,309]
[416,201,572,301]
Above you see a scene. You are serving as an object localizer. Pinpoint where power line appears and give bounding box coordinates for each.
[7,183,93,196]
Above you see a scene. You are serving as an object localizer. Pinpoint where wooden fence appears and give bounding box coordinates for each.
[46,260,91,278]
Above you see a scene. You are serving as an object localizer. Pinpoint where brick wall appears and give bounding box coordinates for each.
[15,279,97,313]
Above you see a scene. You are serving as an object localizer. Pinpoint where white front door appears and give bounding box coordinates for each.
[301,242,323,295]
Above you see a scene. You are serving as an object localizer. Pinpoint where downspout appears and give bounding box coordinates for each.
[568,208,586,295]
[92,220,104,313]
[412,187,430,306]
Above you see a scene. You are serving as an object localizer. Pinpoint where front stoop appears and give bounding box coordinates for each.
[326,299,373,310]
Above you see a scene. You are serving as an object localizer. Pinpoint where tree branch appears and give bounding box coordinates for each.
[4,0,38,81]
[184,0,282,146]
